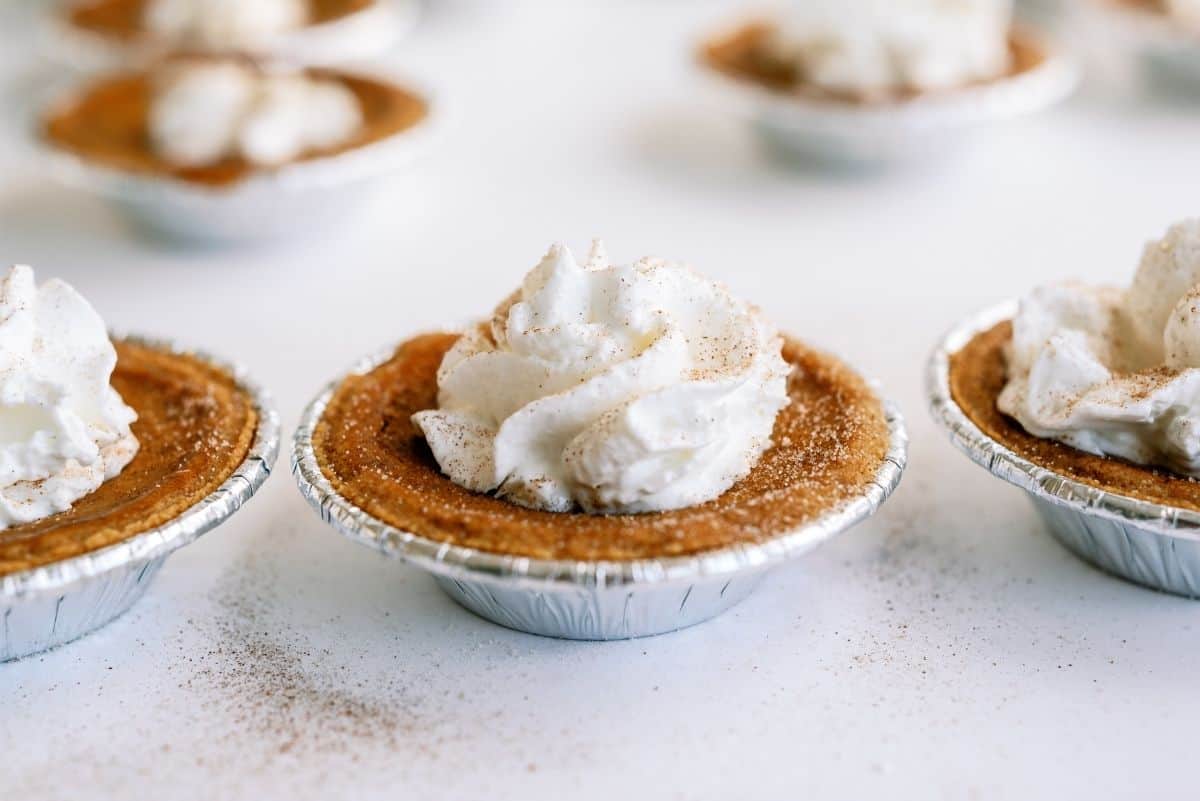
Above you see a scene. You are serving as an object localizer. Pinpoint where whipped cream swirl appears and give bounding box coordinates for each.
[149,61,363,168]
[0,266,138,529]
[1000,219,1200,476]
[144,0,308,49]
[765,0,1013,97]
[412,242,791,514]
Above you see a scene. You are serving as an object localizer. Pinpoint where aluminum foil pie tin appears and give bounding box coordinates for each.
[36,71,439,245]
[42,0,420,73]
[292,343,909,641]
[928,302,1200,599]
[0,335,280,662]
[699,28,1079,166]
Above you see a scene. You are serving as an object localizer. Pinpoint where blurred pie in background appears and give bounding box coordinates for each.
[67,0,370,49]
[695,0,1076,165]
[41,58,428,187]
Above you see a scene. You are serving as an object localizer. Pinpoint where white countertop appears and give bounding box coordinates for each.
[2,1,1199,799]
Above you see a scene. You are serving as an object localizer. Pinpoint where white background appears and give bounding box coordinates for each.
[2,1,1199,799]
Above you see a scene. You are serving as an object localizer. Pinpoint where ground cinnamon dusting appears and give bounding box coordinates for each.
[42,69,427,188]
[0,340,258,576]
[700,23,1046,104]
[1119,366,1180,403]
[69,0,374,40]
[313,333,891,562]
[176,554,435,763]
[949,320,1200,511]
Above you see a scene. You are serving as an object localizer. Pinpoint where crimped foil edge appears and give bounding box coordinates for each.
[292,340,908,592]
[0,333,281,601]
[926,301,1200,540]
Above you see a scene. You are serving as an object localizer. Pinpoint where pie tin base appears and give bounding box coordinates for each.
[2,556,163,662]
[113,181,378,245]
[928,302,1200,600]
[1031,497,1200,598]
[293,340,908,641]
[0,334,280,662]
[434,570,766,641]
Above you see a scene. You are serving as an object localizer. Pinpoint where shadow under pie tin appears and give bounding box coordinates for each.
[0,334,280,662]
[928,302,1200,599]
[292,341,909,641]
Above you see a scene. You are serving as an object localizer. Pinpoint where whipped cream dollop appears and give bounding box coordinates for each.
[999,219,1200,476]
[149,61,363,168]
[0,266,138,529]
[144,0,308,49]
[766,0,1013,97]
[412,242,792,514]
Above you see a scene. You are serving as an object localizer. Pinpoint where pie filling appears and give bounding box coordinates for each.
[949,320,1200,511]
[0,340,258,576]
[313,333,892,562]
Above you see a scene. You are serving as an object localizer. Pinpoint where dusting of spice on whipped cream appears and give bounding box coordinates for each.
[0,265,138,529]
[763,0,1013,98]
[144,0,308,48]
[149,60,363,168]
[411,242,792,514]
[1000,219,1200,476]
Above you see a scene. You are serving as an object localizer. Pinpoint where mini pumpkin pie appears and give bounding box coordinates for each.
[54,0,411,68]
[39,58,432,242]
[698,0,1077,163]
[0,264,276,662]
[42,59,428,189]
[295,242,906,639]
[930,218,1200,599]
[703,5,1032,104]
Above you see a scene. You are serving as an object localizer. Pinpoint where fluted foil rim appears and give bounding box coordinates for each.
[292,338,908,591]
